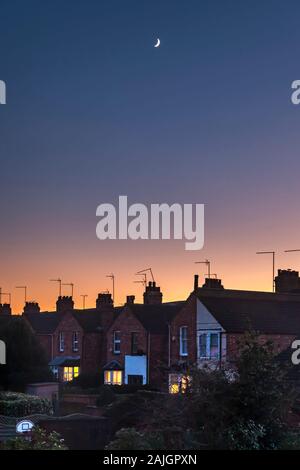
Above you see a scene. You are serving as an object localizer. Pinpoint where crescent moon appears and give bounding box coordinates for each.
[154,38,160,48]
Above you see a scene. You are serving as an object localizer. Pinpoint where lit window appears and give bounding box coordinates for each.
[104,370,122,385]
[72,332,79,352]
[199,332,220,359]
[63,366,80,382]
[113,331,121,354]
[59,332,65,352]
[169,374,190,394]
[179,326,188,356]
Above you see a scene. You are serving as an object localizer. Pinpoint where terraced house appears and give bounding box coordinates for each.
[1,269,299,391]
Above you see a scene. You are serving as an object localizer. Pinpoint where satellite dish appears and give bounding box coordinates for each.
[16,419,34,433]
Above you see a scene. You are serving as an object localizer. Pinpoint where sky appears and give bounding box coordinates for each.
[1,0,300,313]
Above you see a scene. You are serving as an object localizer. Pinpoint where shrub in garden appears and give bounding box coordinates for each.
[0,392,53,417]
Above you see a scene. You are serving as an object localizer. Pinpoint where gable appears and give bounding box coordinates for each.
[197,299,224,331]
[53,311,83,334]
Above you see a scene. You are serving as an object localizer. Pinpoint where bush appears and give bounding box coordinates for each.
[0,317,54,391]
[0,392,53,417]
[111,384,158,394]
[97,386,116,406]
[106,428,153,450]
[68,372,102,389]
[1,426,68,450]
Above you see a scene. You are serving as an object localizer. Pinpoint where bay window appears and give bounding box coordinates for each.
[198,331,220,359]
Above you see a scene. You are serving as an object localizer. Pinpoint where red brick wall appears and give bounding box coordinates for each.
[53,312,83,359]
[226,333,296,362]
[35,334,53,362]
[106,306,148,368]
[170,295,197,365]
[81,332,104,374]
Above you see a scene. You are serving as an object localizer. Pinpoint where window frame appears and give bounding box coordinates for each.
[131,332,139,355]
[59,332,65,352]
[104,370,122,385]
[198,331,221,359]
[179,326,188,357]
[113,331,121,354]
[72,331,79,352]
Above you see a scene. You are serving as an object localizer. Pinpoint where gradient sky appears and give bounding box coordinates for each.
[1,0,300,313]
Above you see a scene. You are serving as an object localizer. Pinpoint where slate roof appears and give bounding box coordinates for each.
[49,356,80,367]
[24,312,63,334]
[196,289,300,335]
[73,307,122,333]
[129,301,186,333]
[24,307,123,334]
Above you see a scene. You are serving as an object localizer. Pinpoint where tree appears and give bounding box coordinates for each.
[1,427,68,450]
[0,316,53,391]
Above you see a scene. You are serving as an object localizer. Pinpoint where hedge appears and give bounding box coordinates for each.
[0,392,53,417]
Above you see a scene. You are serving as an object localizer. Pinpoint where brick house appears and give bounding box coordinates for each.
[193,272,300,371]
[6,268,300,391]
[104,282,197,392]
[23,294,118,382]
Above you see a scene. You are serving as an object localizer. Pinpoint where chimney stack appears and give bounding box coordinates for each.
[275,269,300,293]
[143,281,163,305]
[126,295,135,305]
[96,293,113,310]
[194,274,199,291]
[201,278,224,290]
[96,292,114,329]
[23,302,40,315]
[0,303,11,316]
[56,296,74,313]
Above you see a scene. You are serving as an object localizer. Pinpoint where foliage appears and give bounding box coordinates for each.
[0,391,53,417]
[105,333,298,450]
[105,428,153,450]
[97,385,116,406]
[278,430,300,450]
[1,426,68,450]
[226,420,266,450]
[0,316,54,391]
[68,372,102,389]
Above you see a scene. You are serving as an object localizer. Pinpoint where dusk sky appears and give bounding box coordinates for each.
[1,0,300,312]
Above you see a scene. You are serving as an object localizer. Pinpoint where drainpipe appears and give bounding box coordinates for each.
[147,332,151,384]
[219,332,222,369]
[168,323,171,368]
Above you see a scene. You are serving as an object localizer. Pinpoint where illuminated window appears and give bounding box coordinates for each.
[72,332,79,352]
[113,331,121,354]
[63,366,80,382]
[169,374,190,394]
[104,370,122,385]
[59,332,65,352]
[179,326,188,356]
[199,332,220,359]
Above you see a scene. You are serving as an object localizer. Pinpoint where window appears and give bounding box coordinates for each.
[113,331,121,354]
[169,374,190,394]
[104,370,122,385]
[179,326,188,356]
[72,332,79,352]
[131,332,138,355]
[50,366,59,380]
[128,374,143,385]
[59,332,65,352]
[199,332,220,359]
[63,366,79,382]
